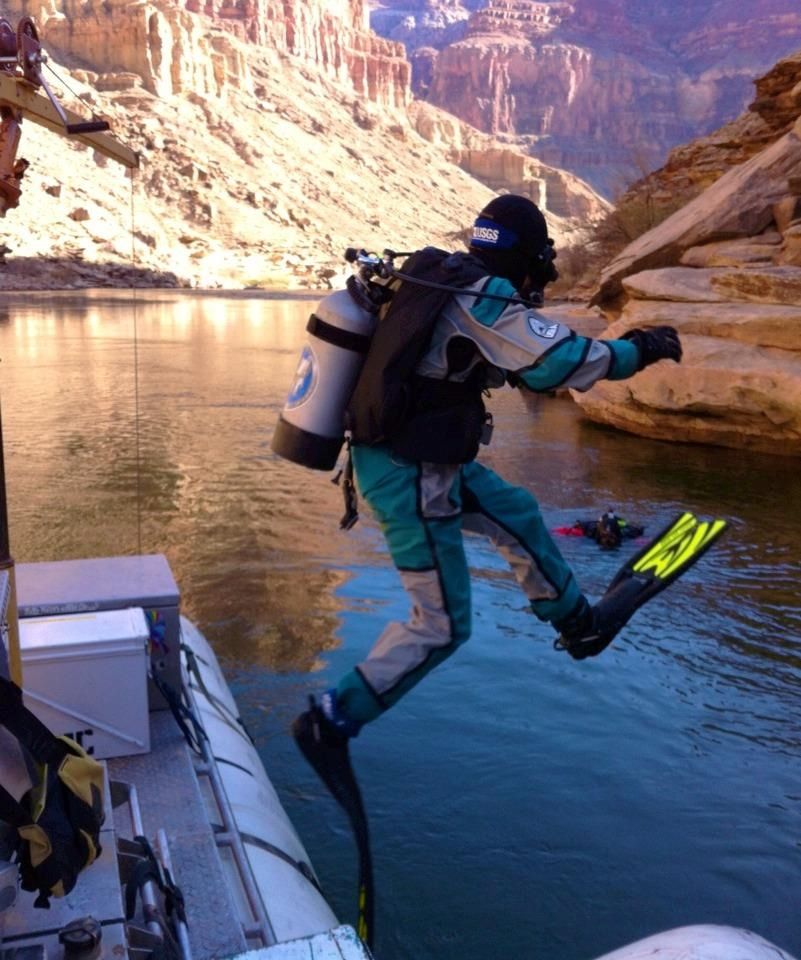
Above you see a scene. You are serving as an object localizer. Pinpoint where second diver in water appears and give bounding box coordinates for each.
[554,510,646,549]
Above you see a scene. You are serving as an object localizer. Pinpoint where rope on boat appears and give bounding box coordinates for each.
[129,163,143,555]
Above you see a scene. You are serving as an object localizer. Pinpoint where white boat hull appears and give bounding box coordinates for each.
[593,925,797,960]
[180,616,341,944]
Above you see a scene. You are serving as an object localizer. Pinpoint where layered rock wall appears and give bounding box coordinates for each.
[7,0,411,107]
[575,56,801,457]
[594,52,801,302]
[410,100,609,238]
[0,0,613,291]
[373,0,801,195]
[468,0,573,39]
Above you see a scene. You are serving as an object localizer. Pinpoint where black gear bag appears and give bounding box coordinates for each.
[0,675,105,907]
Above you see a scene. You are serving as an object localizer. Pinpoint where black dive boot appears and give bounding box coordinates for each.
[292,696,362,813]
[554,596,600,660]
[555,575,657,660]
[292,697,375,949]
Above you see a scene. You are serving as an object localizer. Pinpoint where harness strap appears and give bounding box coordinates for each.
[148,670,207,756]
[239,830,323,894]
[182,643,255,745]
[332,439,359,530]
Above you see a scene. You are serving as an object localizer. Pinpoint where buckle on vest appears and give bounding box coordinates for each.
[480,412,494,446]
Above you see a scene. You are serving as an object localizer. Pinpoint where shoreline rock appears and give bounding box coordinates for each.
[575,51,801,457]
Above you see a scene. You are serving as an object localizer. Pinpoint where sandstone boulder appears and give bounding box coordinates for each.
[602,299,801,353]
[622,265,801,306]
[572,336,801,455]
[573,54,801,457]
[575,254,801,455]
[592,125,801,304]
[680,235,781,268]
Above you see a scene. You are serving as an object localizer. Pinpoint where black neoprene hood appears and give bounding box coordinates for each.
[468,194,551,289]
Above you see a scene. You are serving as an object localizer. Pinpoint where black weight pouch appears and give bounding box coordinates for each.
[389,372,487,464]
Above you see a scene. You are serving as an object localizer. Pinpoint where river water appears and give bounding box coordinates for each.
[1,290,799,960]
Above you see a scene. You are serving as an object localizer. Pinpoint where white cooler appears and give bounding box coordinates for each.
[19,607,150,759]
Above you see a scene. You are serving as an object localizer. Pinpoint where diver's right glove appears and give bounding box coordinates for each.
[622,325,682,371]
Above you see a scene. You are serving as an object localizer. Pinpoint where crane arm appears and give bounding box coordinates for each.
[0,74,138,169]
[0,15,138,215]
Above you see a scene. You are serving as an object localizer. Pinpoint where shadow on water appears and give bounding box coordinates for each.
[1,291,799,960]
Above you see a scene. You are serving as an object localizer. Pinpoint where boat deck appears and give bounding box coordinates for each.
[2,708,370,959]
[1,572,371,960]
[109,711,251,958]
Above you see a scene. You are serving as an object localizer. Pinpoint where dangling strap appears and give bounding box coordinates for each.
[148,670,207,756]
[0,675,67,767]
[332,439,359,531]
[0,781,27,828]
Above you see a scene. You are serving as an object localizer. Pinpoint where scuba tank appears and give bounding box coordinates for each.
[271,245,531,471]
[271,281,381,471]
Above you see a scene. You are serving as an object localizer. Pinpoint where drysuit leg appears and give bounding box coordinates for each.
[334,446,471,727]
[459,460,583,624]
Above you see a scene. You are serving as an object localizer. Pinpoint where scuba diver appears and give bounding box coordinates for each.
[289,194,682,755]
[554,510,646,549]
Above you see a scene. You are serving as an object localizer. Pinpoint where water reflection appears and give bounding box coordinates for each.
[1,290,799,959]
[3,289,800,713]
[1,289,353,674]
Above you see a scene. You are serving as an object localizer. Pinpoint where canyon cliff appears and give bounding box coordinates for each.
[572,51,801,457]
[372,0,801,196]
[0,0,607,290]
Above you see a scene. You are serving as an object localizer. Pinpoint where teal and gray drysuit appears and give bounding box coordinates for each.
[335,266,640,728]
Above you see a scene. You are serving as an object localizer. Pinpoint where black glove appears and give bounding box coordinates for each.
[622,326,682,371]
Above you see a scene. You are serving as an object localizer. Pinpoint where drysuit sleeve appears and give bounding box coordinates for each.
[453,277,640,392]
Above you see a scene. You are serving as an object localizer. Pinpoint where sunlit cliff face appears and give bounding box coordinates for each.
[372,0,801,195]
[5,0,796,290]
[0,0,613,290]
